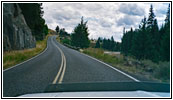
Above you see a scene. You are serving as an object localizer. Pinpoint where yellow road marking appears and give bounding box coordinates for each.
[58,52,66,83]
[52,37,66,84]
[52,51,64,84]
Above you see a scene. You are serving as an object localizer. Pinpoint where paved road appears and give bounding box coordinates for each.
[3,36,139,97]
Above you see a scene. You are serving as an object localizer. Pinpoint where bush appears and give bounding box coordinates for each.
[83,48,123,65]
[154,61,170,81]
[141,60,158,73]
[61,38,71,45]
[3,34,49,69]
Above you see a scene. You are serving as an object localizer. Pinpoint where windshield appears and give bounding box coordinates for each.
[2,1,171,98]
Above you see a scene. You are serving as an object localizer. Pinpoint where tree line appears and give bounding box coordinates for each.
[18,3,48,41]
[95,37,121,51]
[56,17,90,48]
[55,4,170,63]
[121,4,170,62]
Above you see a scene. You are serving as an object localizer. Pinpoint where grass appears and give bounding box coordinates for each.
[3,34,51,70]
[83,48,123,64]
[83,48,170,83]
[56,36,60,42]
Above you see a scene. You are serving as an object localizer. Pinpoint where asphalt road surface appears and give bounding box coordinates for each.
[3,36,139,97]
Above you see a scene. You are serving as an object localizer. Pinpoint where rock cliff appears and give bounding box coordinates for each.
[3,3,36,51]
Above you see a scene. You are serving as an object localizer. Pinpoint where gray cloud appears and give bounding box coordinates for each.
[118,3,145,16]
[43,3,167,42]
[117,15,136,26]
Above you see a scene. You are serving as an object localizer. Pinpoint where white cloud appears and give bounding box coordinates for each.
[42,2,169,42]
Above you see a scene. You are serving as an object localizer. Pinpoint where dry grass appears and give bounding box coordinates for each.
[83,48,170,83]
[3,34,51,70]
[56,36,60,42]
[83,48,123,66]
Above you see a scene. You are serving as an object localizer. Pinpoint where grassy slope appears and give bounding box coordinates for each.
[83,48,170,83]
[3,34,51,70]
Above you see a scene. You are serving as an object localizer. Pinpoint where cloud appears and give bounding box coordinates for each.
[154,3,169,17]
[42,2,168,42]
[117,15,136,26]
[118,3,145,16]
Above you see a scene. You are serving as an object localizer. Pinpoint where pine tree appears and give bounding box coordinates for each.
[43,24,48,36]
[121,4,170,62]
[102,38,107,49]
[121,29,128,55]
[59,28,69,37]
[160,4,170,61]
[165,4,170,23]
[145,4,160,62]
[95,37,101,48]
[55,25,60,34]
[110,36,115,51]
[18,3,46,40]
[71,17,90,48]
[147,4,155,29]
[140,17,147,59]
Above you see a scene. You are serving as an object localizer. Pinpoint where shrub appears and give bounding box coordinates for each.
[141,60,158,73]
[83,48,123,65]
[154,61,170,81]
[61,38,71,45]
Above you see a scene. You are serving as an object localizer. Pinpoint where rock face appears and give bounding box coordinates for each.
[3,3,36,51]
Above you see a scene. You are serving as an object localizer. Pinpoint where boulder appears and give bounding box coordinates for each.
[3,3,36,51]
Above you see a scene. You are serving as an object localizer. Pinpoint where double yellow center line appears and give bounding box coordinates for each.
[52,37,66,84]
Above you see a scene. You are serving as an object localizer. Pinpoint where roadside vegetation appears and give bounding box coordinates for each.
[3,34,51,70]
[81,5,170,82]
[3,3,51,70]
[19,3,48,41]
[83,48,170,83]
[55,4,170,83]
[55,17,90,48]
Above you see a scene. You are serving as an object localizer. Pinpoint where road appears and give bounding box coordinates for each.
[3,36,139,97]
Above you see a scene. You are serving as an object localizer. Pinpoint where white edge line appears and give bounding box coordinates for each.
[3,37,49,72]
[79,52,140,82]
[56,37,139,82]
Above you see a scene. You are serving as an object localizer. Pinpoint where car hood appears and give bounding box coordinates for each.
[19,82,170,97]
[19,91,170,97]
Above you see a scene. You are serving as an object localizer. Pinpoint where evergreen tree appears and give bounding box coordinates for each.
[121,27,126,53]
[102,38,107,49]
[71,17,90,48]
[55,25,60,34]
[18,3,46,40]
[59,28,69,37]
[145,4,159,62]
[95,37,101,48]
[43,24,48,36]
[147,4,155,29]
[165,4,170,23]
[139,17,147,59]
[107,39,111,50]
[160,4,170,61]
[128,28,134,55]
[121,4,170,62]
[110,36,115,51]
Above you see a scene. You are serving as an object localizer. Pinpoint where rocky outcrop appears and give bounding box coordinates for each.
[3,3,36,51]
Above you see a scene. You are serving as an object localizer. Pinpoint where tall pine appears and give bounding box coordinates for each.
[146,4,159,62]
[160,4,170,61]
[95,37,101,48]
[71,17,90,48]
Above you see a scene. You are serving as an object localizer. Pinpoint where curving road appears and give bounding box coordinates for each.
[3,36,139,97]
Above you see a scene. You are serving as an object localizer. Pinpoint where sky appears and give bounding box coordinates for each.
[42,2,169,42]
